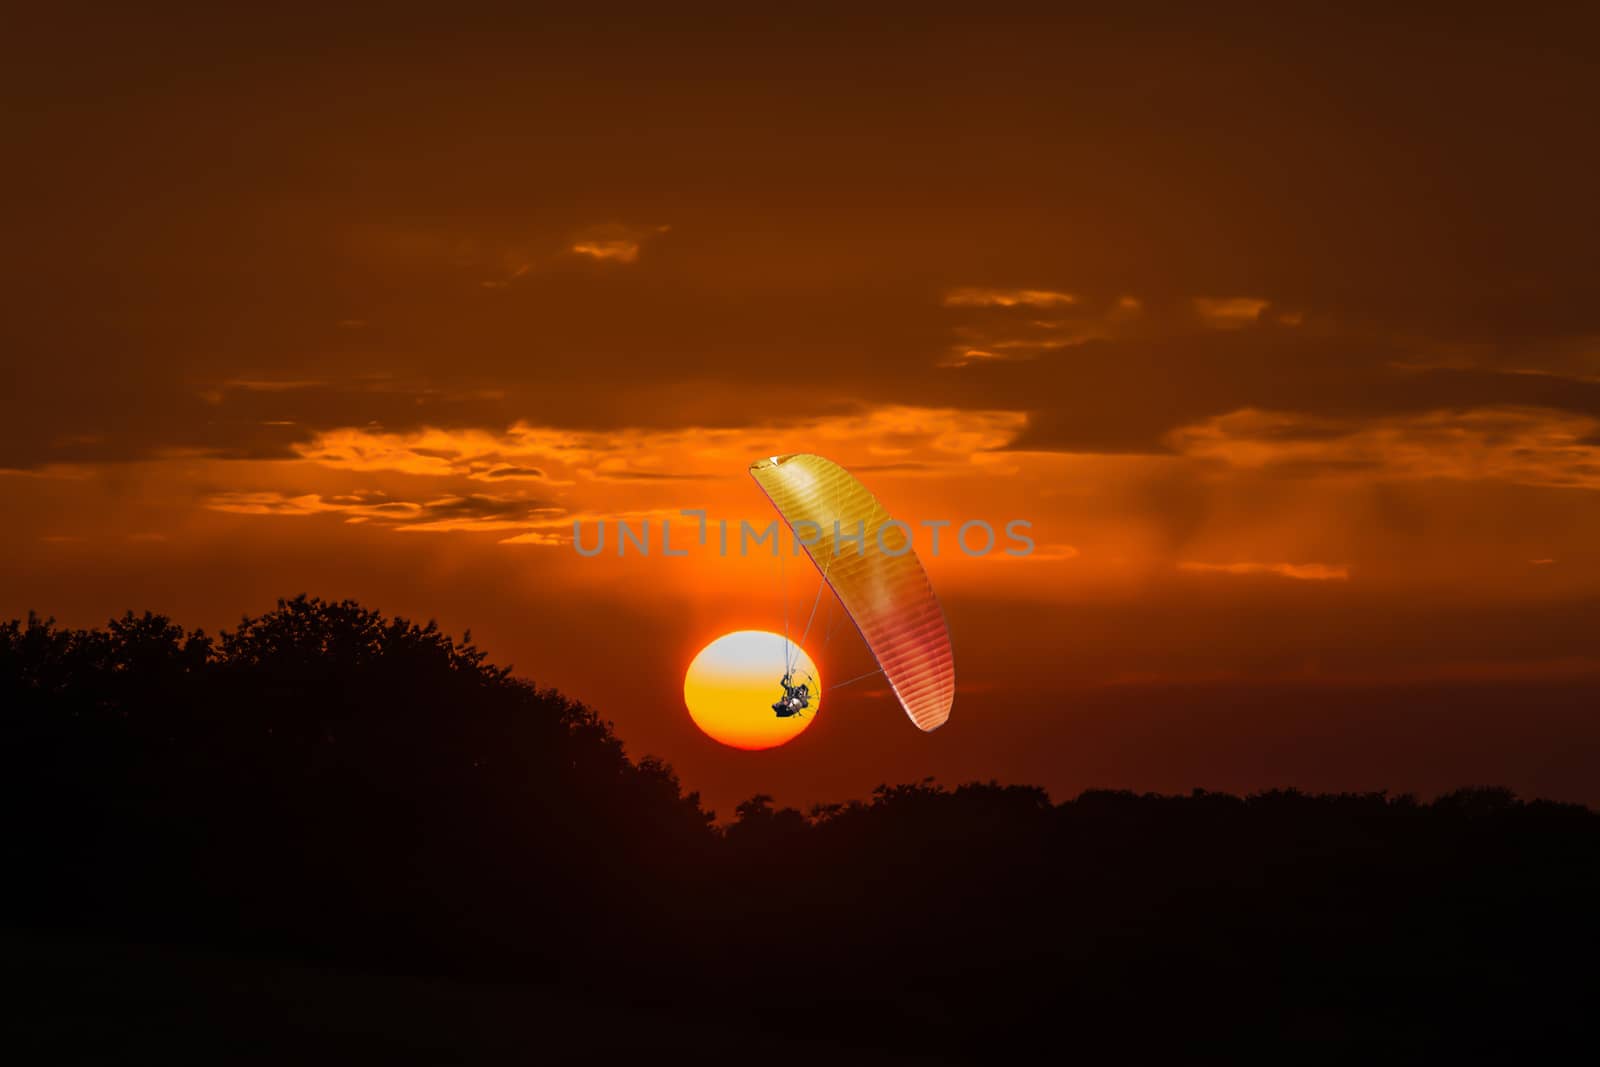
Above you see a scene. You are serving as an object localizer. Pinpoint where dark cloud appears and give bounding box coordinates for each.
[3,5,1598,470]
[204,489,559,531]
[416,495,544,520]
[994,335,1600,456]
[589,471,711,482]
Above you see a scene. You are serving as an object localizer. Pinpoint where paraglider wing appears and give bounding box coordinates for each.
[749,453,954,731]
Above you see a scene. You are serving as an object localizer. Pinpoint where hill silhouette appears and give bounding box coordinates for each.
[5,596,1598,1061]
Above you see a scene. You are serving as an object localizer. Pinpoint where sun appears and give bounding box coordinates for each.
[684,630,821,750]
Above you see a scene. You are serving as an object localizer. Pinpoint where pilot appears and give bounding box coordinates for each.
[771,672,812,718]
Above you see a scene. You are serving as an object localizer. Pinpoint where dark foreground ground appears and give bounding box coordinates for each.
[8,926,902,1065]
[9,874,1597,1066]
[6,599,1599,1062]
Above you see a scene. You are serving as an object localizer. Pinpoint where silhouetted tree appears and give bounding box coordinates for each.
[5,597,1599,1059]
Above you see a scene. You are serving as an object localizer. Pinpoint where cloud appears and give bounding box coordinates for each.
[941,348,1002,367]
[493,506,694,546]
[291,406,1027,483]
[497,530,565,546]
[220,379,330,393]
[294,426,576,481]
[1169,407,1600,489]
[393,494,559,532]
[193,407,1032,550]
[205,491,423,520]
[943,288,1077,309]
[570,240,641,263]
[204,490,560,533]
[480,465,546,479]
[338,219,670,290]
[568,223,670,265]
[940,334,1104,368]
[479,263,532,289]
[1193,297,1269,328]
[1179,561,1351,581]
[939,291,1140,367]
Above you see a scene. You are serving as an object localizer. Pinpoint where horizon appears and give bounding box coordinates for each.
[10,592,1600,820]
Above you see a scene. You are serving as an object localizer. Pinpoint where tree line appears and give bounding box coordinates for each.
[5,596,1597,1057]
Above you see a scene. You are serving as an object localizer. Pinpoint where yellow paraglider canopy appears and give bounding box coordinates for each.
[749,453,954,732]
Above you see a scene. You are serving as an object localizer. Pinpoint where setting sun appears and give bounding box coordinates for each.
[684,630,821,751]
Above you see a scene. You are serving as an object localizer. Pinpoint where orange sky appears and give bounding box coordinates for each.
[5,6,1600,816]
